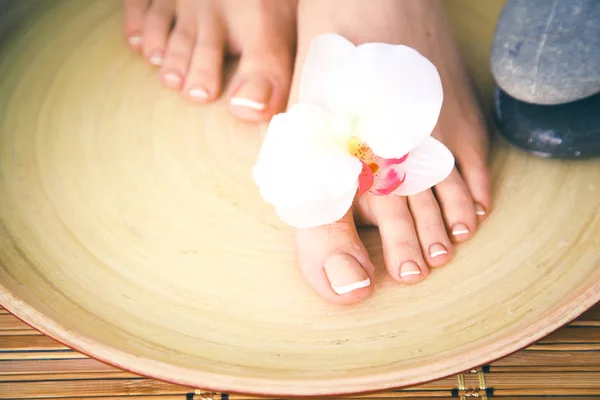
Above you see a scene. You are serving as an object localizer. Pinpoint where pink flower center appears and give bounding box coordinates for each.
[347,137,408,196]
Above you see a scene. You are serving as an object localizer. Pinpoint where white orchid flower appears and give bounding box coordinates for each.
[253,33,455,229]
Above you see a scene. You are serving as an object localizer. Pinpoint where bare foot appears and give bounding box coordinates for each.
[291,0,491,304]
[123,0,297,121]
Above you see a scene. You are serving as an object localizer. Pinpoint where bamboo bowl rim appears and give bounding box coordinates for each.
[1,282,599,396]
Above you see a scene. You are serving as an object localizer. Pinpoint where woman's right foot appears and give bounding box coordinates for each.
[123,0,297,122]
[291,0,491,305]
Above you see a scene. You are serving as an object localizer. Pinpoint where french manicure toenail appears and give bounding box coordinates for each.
[189,87,209,99]
[164,72,182,86]
[429,243,448,258]
[475,203,486,216]
[324,254,371,295]
[149,52,163,66]
[231,76,272,111]
[452,223,470,236]
[332,278,371,295]
[399,261,421,278]
[230,97,267,110]
[128,35,142,46]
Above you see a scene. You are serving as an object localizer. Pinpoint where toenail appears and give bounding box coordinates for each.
[149,52,164,66]
[188,86,209,100]
[128,35,142,47]
[188,87,208,100]
[230,97,266,110]
[429,243,448,258]
[324,254,371,295]
[230,76,272,111]
[399,261,421,278]
[475,203,486,216]
[163,72,182,87]
[451,223,470,236]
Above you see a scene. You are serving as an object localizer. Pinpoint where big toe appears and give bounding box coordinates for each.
[295,212,374,305]
[227,44,294,121]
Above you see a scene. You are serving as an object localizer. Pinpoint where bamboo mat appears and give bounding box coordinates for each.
[0,304,598,399]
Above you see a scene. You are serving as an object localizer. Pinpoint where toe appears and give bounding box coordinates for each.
[229,73,276,119]
[295,211,374,305]
[160,25,194,90]
[434,168,478,243]
[369,195,429,284]
[456,148,492,223]
[123,0,150,51]
[441,110,492,223]
[223,0,296,121]
[227,46,294,122]
[183,2,225,103]
[160,2,196,90]
[141,0,175,66]
[407,190,453,268]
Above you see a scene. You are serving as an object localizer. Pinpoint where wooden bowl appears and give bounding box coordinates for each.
[0,0,598,397]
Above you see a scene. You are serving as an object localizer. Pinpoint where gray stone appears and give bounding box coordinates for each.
[491,0,600,105]
[494,88,600,159]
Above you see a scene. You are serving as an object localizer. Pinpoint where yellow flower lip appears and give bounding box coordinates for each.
[347,136,375,164]
[347,136,362,156]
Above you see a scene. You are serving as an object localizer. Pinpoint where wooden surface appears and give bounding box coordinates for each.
[0,0,600,397]
[1,304,599,399]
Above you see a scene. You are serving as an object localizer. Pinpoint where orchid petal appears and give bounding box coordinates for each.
[324,43,444,159]
[357,161,374,196]
[274,182,357,229]
[372,168,406,196]
[388,136,455,196]
[298,33,356,107]
[253,103,362,208]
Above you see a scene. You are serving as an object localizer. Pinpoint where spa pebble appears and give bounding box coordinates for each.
[494,88,600,159]
[491,0,600,105]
